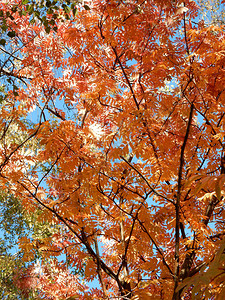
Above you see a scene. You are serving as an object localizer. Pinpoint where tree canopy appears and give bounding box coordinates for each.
[0,0,225,299]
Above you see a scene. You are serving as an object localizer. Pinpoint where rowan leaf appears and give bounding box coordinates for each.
[0,0,225,299]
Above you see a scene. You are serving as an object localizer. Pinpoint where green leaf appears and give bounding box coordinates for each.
[45,26,51,34]
[47,8,54,14]
[20,10,27,16]
[30,18,35,24]
[0,85,6,92]
[26,4,34,14]
[43,20,48,28]
[34,10,40,17]
[49,19,55,26]
[22,0,29,4]
[7,31,16,38]
[62,4,71,14]
[11,6,18,13]
[72,8,78,17]
[52,13,58,20]
[0,39,6,46]
[46,0,52,7]
[84,4,90,10]
[1,24,8,32]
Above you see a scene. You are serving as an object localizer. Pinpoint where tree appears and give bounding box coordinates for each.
[0,193,25,299]
[197,0,225,25]
[0,0,225,299]
[0,190,66,299]
[0,0,80,39]
[0,0,81,98]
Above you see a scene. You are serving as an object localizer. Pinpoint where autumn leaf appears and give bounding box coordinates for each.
[0,0,225,299]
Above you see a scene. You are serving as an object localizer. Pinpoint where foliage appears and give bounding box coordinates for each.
[0,192,33,299]
[197,0,225,25]
[0,250,24,300]
[0,192,64,299]
[176,238,225,299]
[0,0,225,299]
[0,0,90,38]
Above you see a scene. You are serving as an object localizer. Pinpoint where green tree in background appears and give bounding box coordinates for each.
[0,191,64,299]
[0,192,32,299]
